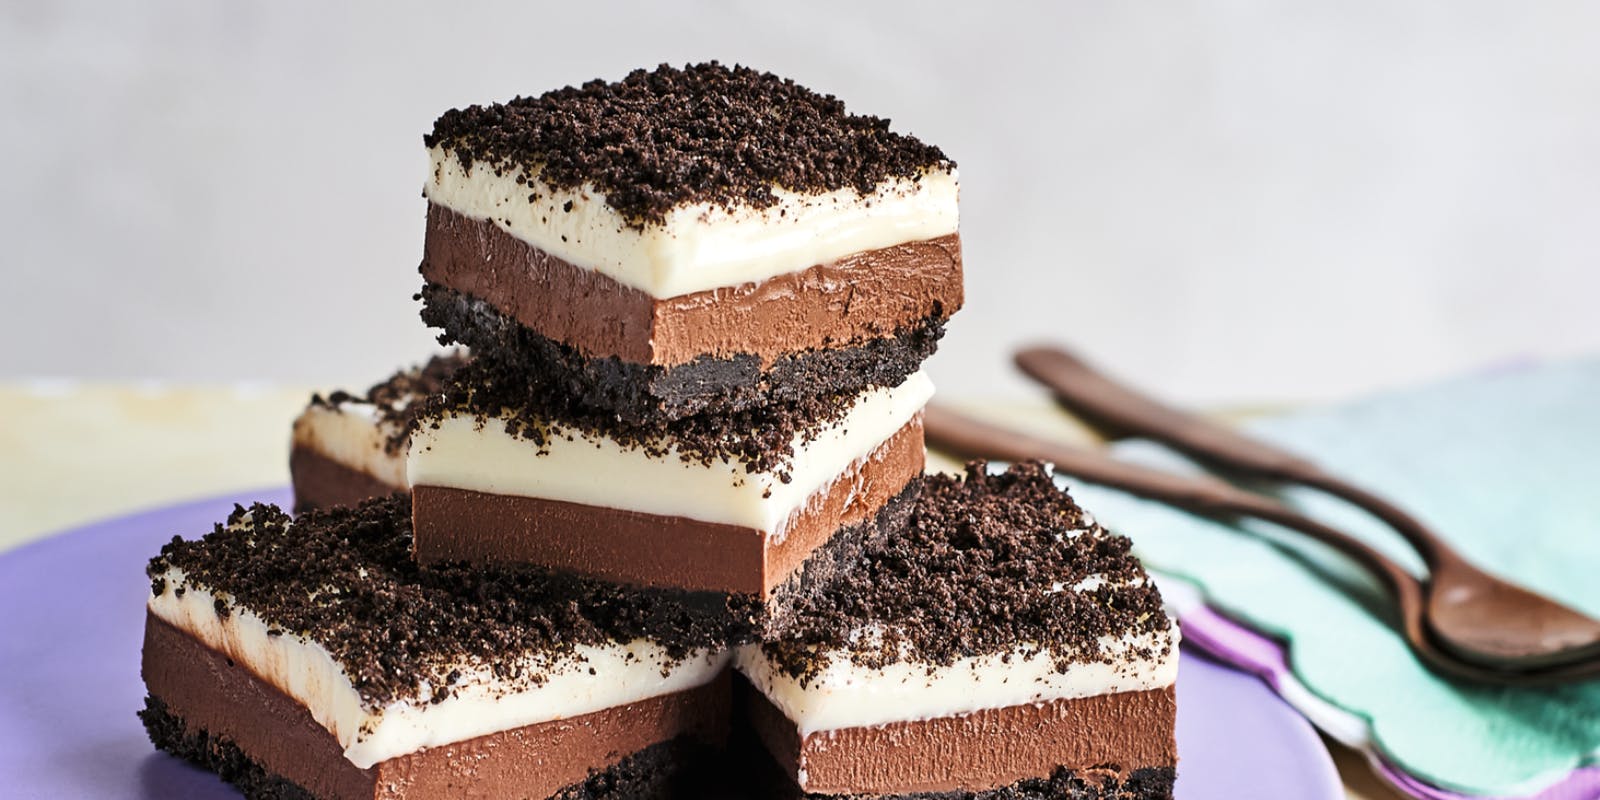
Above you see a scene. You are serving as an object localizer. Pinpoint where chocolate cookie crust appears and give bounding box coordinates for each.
[146,496,730,708]
[418,283,945,426]
[788,767,1176,800]
[762,461,1172,684]
[425,62,953,227]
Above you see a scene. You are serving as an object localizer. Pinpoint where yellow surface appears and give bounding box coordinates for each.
[0,383,1398,798]
[0,382,311,550]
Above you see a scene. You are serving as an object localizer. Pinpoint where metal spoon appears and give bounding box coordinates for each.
[923,404,1600,685]
[1013,345,1600,670]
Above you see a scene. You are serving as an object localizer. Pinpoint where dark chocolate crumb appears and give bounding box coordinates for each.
[762,461,1172,685]
[146,496,729,708]
[424,62,953,228]
[418,282,947,426]
[413,358,864,478]
[310,351,469,455]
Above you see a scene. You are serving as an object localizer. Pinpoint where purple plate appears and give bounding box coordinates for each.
[0,489,1343,799]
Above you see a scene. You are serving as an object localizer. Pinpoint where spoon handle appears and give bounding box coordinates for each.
[923,405,1421,606]
[1013,345,1450,567]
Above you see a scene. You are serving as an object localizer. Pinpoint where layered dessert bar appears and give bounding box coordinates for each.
[736,462,1179,799]
[290,352,466,511]
[140,496,730,799]
[418,62,962,424]
[407,360,932,632]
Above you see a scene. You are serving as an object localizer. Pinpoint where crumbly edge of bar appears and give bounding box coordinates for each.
[418,282,944,426]
[761,462,1173,684]
[759,480,920,639]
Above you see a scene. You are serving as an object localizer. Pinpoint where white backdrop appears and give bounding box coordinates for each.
[5,1,1598,405]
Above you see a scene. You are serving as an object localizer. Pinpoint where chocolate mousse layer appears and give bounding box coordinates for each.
[412,416,924,594]
[140,613,729,800]
[418,204,960,423]
[738,674,1176,798]
[289,445,402,512]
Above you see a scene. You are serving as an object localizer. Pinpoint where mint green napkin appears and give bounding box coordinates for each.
[1067,359,1600,795]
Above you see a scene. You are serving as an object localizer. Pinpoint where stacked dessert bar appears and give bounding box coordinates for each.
[414,64,961,424]
[141,499,730,798]
[405,63,961,633]
[737,463,1179,798]
[140,62,1178,799]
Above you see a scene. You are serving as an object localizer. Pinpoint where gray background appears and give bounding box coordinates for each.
[5,1,1598,404]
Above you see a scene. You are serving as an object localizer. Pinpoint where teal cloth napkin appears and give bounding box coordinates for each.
[1066,359,1600,795]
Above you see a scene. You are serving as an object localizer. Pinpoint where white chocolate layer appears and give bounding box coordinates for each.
[735,620,1179,736]
[149,567,729,769]
[425,145,959,299]
[291,402,406,489]
[407,372,933,534]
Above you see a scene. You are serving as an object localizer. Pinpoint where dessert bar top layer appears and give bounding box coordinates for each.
[145,497,730,767]
[736,626,1176,736]
[425,62,952,226]
[408,365,933,533]
[423,62,958,298]
[739,461,1178,732]
[755,462,1173,673]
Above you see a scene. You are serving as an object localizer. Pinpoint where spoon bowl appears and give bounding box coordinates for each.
[1428,552,1600,669]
